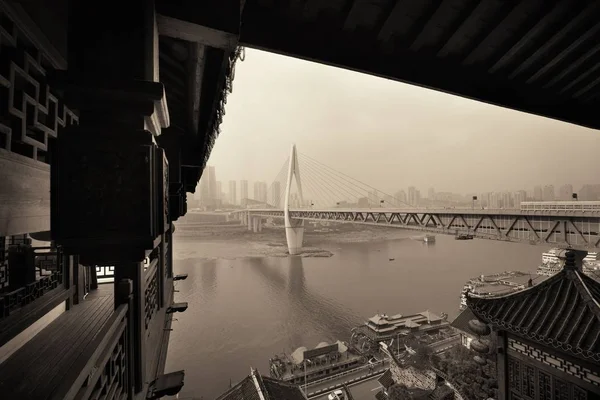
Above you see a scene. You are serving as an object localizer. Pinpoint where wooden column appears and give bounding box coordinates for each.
[116,278,135,399]
[496,330,508,400]
[51,0,170,395]
[115,263,146,393]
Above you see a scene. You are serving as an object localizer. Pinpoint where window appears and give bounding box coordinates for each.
[573,386,587,400]
[553,378,569,400]
[509,357,521,393]
[538,371,551,400]
[522,366,535,398]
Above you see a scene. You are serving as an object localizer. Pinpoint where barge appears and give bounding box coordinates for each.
[269,341,365,385]
[350,310,451,353]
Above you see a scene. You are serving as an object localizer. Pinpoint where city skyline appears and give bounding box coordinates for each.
[206,48,600,195]
[194,163,600,209]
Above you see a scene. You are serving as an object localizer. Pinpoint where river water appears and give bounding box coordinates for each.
[165,232,549,399]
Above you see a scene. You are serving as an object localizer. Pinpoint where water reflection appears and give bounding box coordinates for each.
[200,259,217,301]
[287,256,305,297]
[248,256,361,345]
[167,235,548,399]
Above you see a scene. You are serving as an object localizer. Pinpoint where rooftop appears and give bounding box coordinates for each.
[450,308,479,337]
[215,368,306,400]
[468,260,600,362]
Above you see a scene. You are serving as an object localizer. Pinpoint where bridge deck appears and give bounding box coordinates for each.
[0,284,115,400]
[238,208,600,250]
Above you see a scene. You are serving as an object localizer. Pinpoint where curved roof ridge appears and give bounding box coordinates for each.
[466,270,556,301]
[467,267,600,362]
[572,269,600,319]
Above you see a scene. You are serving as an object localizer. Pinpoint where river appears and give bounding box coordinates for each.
[165,228,549,399]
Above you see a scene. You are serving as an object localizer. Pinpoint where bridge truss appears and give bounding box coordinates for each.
[243,209,600,251]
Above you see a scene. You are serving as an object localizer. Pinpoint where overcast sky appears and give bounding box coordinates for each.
[207,48,600,195]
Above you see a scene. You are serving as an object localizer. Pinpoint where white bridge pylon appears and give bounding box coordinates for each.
[284,144,304,255]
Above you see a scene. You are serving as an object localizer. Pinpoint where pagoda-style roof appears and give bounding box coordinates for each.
[467,263,600,362]
[216,368,306,400]
[451,308,479,337]
[378,369,394,390]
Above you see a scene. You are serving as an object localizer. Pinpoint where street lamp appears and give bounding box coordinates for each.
[380,200,384,208]
[472,196,478,210]
[572,193,578,201]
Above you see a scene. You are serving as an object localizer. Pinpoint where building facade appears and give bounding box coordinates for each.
[468,251,600,400]
[229,180,237,205]
[240,180,249,203]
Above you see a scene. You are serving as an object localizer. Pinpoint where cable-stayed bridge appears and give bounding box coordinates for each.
[231,145,600,254]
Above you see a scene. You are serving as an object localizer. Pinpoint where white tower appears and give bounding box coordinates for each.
[284,144,304,255]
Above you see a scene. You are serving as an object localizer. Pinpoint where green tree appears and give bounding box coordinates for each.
[387,384,411,400]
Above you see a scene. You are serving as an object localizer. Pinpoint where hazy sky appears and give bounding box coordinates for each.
[208,49,599,195]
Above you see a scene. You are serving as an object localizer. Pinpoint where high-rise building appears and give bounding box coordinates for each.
[271,181,281,207]
[408,186,419,206]
[253,181,268,203]
[513,190,526,208]
[394,190,407,205]
[501,192,512,209]
[216,181,222,201]
[240,180,249,203]
[533,185,543,201]
[543,185,555,201]
[558,184,573,201]
[229,180,237,205]
[208,166,217,201]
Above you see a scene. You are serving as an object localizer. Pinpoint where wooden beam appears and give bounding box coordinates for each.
[157,14,238,50]
[0,149,50,237]
[239,10,600,129]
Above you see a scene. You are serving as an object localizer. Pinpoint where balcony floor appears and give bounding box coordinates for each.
[0,283,115,400]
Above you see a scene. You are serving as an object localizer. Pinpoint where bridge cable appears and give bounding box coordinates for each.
[266,157,289,207]
[299,153,403,206]
[299,161,342,208]
[299,155,376,204]
[300,159,355,207]
[300,156,364,206]
[299,152,411,207]
[297,166,340,208]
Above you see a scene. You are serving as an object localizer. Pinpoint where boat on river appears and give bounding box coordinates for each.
[423,235,435,243]
[455,233,474,240]
[269,341,365,385]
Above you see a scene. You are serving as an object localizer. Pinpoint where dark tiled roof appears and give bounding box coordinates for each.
[467,266,600,362]
[215,376,261,400]
[215,370,306,400]
[262,377,307,400]
[378,369,394,389]
[450,308,478,336]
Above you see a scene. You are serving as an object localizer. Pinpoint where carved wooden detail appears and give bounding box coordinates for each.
[508,338,600,387]
[78,317,129,400]
[0,237,7,290]
[0,8,77,163]
[144,266,158,332]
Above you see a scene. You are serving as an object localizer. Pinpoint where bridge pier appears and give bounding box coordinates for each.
[284,144,305,255]
[247,213,252,231]
[252,217,262,233]
[285,218,304,255]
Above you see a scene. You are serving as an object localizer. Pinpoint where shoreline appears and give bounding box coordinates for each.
[172,224,415,260]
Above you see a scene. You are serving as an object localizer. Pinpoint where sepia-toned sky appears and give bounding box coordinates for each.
[208,48,600,195]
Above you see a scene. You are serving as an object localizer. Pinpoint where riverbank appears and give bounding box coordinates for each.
[172,223,414,260]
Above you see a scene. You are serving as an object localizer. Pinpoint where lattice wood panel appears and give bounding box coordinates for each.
[0,9,78,162]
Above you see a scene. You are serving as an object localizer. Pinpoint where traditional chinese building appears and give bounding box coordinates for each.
[451,307,480,349]
[468,250,600,400]
[215,368,307,400]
